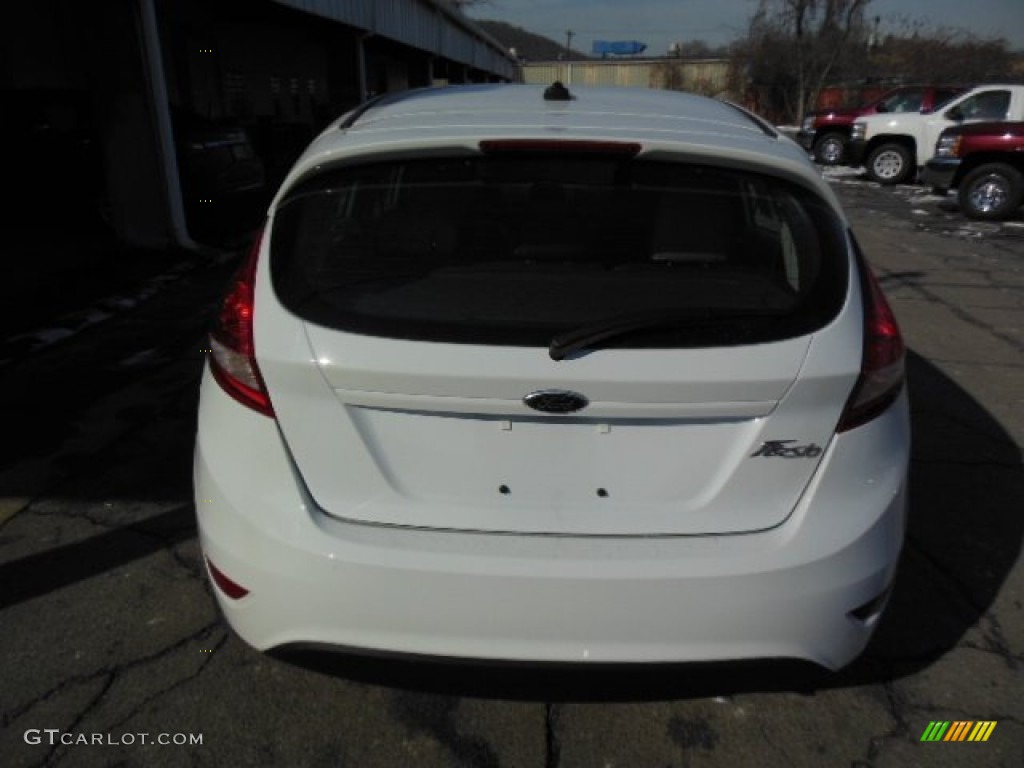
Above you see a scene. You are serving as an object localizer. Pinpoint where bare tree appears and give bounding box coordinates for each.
[870,23,1012,84]
[651,59,732,98]
[736,0,872,122]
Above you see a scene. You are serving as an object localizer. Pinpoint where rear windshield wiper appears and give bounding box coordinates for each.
[548,308,786,361]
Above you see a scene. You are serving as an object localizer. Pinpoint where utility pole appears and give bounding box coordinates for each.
[565,29,574,56]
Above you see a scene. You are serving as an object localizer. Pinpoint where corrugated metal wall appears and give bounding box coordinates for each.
[523,61,649,88]
[522,59,732,95]
[270,0,517,79]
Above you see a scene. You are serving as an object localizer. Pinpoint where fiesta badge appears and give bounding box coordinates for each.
[523,390,589,414]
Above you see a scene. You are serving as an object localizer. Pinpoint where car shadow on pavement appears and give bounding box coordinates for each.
[276,349,1023,701]
[838,350,1024,681]
[0,504,196,611]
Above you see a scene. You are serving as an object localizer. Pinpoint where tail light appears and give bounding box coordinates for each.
[838,245,905,432]
[206,557,249,600]
[208,229,274,417]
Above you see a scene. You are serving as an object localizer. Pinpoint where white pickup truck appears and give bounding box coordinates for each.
[846,84,1024,184]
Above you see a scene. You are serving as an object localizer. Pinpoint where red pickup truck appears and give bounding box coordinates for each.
[798,85,963,165]
[922,121,1024,220]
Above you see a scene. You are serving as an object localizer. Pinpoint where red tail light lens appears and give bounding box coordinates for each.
[206,557,250,600]
[208,230,274,417]
[838,251,905,432]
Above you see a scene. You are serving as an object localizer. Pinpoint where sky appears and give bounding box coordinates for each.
[465,0,1024,56]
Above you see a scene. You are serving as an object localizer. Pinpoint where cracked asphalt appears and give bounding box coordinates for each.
[1,175,1022,767]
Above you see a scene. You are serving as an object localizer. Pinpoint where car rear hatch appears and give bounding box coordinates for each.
[259,148,857,536]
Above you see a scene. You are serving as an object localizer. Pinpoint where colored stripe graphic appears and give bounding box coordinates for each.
[921,722,950,741]
[969,722,997,742]
[920,721,997,742]
[945,721,972,741]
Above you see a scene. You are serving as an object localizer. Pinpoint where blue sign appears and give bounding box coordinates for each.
[592,40,648,56]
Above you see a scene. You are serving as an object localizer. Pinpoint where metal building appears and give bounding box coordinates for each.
[275,0,518,95]
[522,58,733,96]
[1,0,518,256]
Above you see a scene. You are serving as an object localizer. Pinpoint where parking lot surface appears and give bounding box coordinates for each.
[1,173,1022,767]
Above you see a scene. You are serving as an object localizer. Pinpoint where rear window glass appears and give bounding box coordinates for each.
[270,153,848,348]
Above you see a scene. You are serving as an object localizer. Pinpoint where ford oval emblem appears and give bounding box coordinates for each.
[523,390,589,414]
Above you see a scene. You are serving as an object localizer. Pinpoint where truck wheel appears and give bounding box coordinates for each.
[866,143,913,185]
[958,163,1024,220]
[813,133,846,165]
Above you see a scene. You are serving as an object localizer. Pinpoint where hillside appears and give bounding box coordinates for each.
[476,20,589,62]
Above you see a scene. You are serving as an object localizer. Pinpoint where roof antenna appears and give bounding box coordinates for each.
[544,81,572,101]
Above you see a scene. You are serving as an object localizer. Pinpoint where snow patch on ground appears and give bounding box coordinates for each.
[821,165,864,179]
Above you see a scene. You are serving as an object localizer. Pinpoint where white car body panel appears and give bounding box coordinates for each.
[195,84,910,669]
[276,85,844,214]
[195,373,909,669]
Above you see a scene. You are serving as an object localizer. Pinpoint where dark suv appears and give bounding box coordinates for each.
[798,85,964,165]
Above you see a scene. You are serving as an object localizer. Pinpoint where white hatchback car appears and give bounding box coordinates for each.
[195,83,909,670]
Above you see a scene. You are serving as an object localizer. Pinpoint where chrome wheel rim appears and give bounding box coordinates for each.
[968,176,1009,214]
[819,139,844,165]
[872,150,904,180]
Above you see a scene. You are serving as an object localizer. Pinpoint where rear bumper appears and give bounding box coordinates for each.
[921,157,961,191]
[194,374,910,671]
